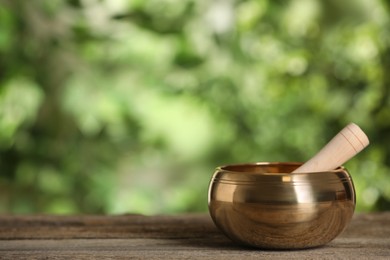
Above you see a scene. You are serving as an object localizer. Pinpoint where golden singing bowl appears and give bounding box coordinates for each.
[208,162,356,249]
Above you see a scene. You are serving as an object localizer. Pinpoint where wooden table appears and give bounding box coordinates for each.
[0,212,389,259]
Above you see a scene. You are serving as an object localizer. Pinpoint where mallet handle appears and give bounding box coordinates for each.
[292,123,369,173]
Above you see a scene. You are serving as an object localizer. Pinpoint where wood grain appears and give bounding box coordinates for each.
[0,213,389,259]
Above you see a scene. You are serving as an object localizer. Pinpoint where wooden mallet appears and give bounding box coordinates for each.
[292,123,369,173]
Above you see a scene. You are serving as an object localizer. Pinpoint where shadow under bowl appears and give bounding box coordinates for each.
[208,162,356,249]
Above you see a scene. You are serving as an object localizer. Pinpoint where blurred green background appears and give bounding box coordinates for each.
[0,0,389,215]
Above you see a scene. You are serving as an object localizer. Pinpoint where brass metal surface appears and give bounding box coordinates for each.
[208,162,356,249]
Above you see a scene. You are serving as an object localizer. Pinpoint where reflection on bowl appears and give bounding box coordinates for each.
[208,162,355,249]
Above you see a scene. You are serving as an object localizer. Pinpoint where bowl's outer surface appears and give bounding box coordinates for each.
[208,162,356,249]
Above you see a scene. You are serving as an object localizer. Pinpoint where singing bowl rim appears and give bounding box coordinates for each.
[212,162,352,184]
[216,161,347,175]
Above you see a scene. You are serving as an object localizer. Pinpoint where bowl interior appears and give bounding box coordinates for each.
[219,162,302,174]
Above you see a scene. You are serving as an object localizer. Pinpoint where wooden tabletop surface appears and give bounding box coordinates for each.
[0,212,389,259]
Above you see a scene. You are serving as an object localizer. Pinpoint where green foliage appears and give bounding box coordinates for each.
[0,0,389,214]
